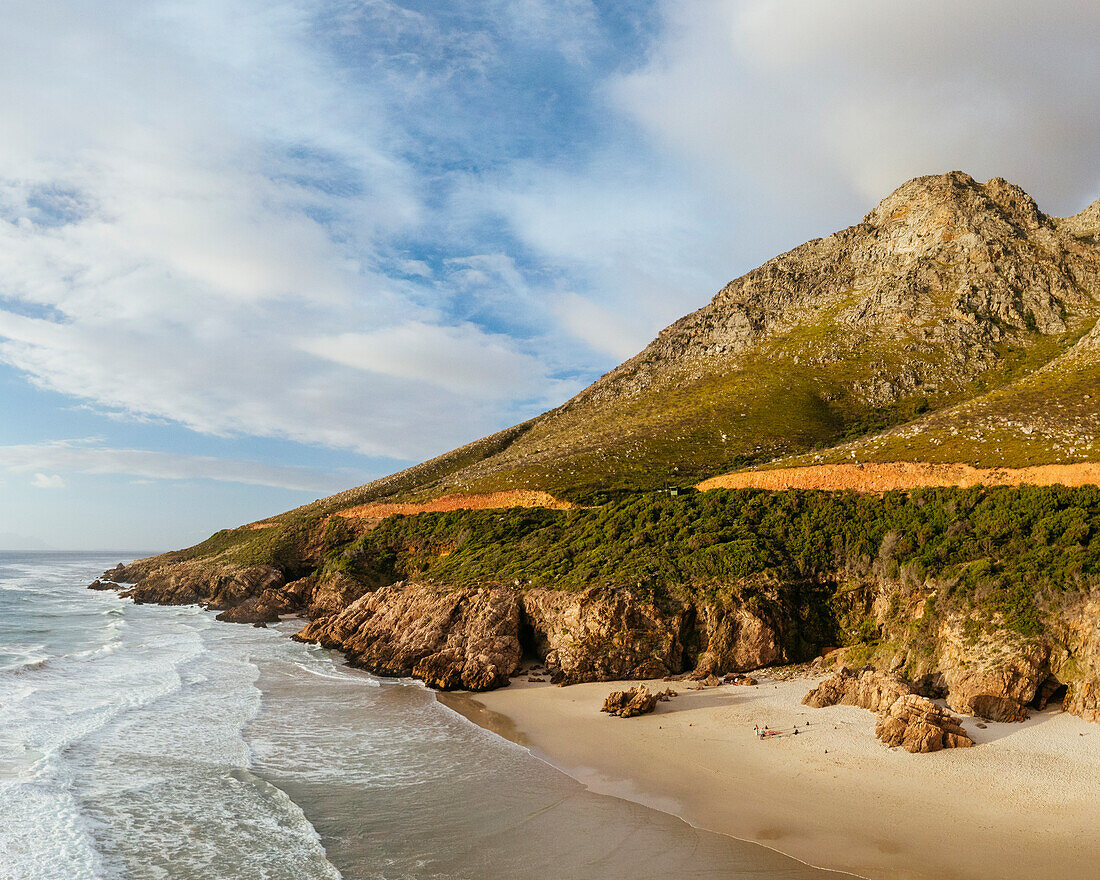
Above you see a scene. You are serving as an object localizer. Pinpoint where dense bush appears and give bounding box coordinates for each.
[315,486,1099,633]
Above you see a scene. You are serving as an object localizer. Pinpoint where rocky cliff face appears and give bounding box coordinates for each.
[88,171,1100,731]
[852,576,1100,724]
[296,584,523,690]
[291,583,796,689]
[93,523,1100,727]
[94,554,801,691]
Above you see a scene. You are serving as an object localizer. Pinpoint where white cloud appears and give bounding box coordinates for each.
[612,0,1100,218]
[299,321,566,399]
[0,0,587,463]
[0,441,350,493]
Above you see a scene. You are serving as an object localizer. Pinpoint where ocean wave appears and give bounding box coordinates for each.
[0,644,49,673]
[291,661,381,685]
[0,759,109,880]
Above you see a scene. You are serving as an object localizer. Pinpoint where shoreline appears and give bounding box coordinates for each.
[439,673,1100,880]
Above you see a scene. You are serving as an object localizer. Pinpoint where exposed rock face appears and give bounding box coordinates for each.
[935,627,1046,722]
[692,601,785,674]
[1053,592,1100,723]
[803,668,914,712]
[93,557,802,690]
[111,561,286,611]
[306,572,371,618]
[875,695,974,753]
[213,576,317,624]
[601,685,659,718]
[1066,680,1100,723]
[805,670,973,753]
[295,584,522,691]
[521,588,686,683]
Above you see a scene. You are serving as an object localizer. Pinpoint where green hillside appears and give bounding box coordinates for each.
[269,171,1100,514]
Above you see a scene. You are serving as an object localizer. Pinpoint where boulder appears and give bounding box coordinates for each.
[295,584,522,691]
[875,695,974,753]
[601,685,659,718]
[803,668,914,712]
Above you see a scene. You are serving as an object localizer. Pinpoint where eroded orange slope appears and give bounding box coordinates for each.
[336,490,573,519]
[696,462,1100,493]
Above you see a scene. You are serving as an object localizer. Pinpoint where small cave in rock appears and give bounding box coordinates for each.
[677,604,703,674]
[1033,674,1068,711]
[517,611,549,665]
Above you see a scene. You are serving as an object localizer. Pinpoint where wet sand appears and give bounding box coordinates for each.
[441,674,1100,880]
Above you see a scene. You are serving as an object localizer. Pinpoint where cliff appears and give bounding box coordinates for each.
[92,172,1100,727]
[97,485,1100,725]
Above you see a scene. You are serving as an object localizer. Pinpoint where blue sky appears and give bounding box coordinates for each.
[1,0,1098,550]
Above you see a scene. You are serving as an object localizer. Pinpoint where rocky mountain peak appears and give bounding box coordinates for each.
[864,171,1049,242]
[1062,196,1100,238]
[618,172,1090,387]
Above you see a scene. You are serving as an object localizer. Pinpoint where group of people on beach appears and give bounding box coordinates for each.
[753,722,805,739]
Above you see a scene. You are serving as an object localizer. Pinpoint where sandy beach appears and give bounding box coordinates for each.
[441,673,1100,880]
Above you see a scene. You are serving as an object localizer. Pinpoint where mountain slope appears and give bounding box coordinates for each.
[93,172,1100,725]
[299,171,1100,512]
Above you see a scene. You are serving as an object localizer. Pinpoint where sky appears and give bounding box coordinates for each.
[1,0,1098,550]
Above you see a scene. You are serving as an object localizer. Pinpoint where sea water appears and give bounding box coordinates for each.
[0,553,831,880]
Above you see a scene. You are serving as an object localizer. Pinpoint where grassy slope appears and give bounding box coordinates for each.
[153,178,1100,551]
[778,320,1100,470]
[382,306,1099,502]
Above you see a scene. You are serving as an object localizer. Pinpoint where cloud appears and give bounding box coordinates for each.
[0,441,352,493]
[299,321,567,399]
[611,0,1100,219]
[0,0,594,465]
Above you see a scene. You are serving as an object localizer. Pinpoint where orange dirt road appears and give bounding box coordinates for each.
[696,461,1100,493]
[337,490,573,520]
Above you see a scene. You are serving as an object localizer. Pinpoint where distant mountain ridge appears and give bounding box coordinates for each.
[299,171,1100,514]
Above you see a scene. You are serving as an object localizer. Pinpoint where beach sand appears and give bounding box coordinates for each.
[441,674,1100,880]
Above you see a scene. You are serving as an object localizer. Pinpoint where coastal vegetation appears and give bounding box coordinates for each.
[182,484,1099,648]
[95,174,1100,723]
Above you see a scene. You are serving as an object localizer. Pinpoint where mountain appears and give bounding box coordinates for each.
[303,171,1100,511]
[92,172,1100,730]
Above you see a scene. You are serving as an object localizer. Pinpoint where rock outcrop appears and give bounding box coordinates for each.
[691,601,785,674]
[521,588,686,683]
[601,685,660,717]
[295,584,522,691]
[215,576,316,624]
[934,628,1046,722]
[805,669,973,753]
[875,695,974,753]
[110,561,286,611]
[803,668,914,712]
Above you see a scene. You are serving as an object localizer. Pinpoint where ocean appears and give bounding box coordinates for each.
[0,553,831,880]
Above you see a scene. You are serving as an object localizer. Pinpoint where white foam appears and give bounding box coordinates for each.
[0,558,347,880]
[0,644,49,673]
[0,758,111,880]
